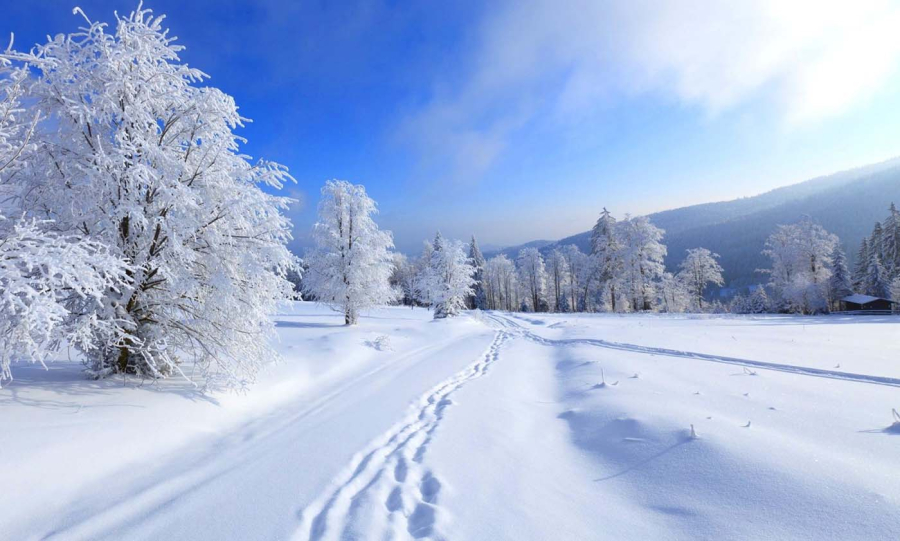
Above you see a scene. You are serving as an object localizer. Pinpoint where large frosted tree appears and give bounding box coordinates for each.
[304,180,396,325]
[422,233,475,319]
[762,217,838,314]
[590,209,622,311]
[619,215,667,311]
[1,6,297,386]
[677,248,724,311]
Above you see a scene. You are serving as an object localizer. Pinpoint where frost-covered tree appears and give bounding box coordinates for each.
[304,181,396,324]
[891,276,900,304]
[762,217,838,314]
[863,249,891,298]
[748,286,770,314]
[562,244,588,312]
[0,217,128,384]
[657,271,689,313]
[413,240,435,307]
[484,254,518,311]
[883,203,900,280]
[619,215,666,311]
[590,209,621,312]
[2,35,130,384]
[467,236,487,310]
[852,238,869,293]
[517,247,547,312]
[677,248,724,311]
[422,233,475,319]
[390,253,419,307]
[2,7,297,386]
[826,245,853,311]
[546,248,569,312]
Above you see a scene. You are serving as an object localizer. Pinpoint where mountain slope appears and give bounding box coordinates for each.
[488,157,900,288]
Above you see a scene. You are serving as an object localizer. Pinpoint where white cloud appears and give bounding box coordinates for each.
[401,0,900,177]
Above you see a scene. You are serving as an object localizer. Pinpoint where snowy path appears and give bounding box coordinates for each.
[296,331,510,540]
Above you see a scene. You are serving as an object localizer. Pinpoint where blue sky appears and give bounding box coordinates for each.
[6,1,900,253]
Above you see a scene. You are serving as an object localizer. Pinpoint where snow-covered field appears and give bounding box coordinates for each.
[3,303,899,540]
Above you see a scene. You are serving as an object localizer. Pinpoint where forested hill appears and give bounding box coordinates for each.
[487,157,900,288]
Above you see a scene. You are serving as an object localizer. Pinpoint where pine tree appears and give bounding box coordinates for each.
[864,249,890,298]
[423,233,475,319]
[852,238,870,292]
[467,236,487,310]
[748,286,769,313]
[826,245,853,311]
[303,180,397,325]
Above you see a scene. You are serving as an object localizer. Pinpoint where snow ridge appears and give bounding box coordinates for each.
[296,330,510,541]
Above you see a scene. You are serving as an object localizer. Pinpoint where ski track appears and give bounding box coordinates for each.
[295,330,510,541]
[486,313,900,388]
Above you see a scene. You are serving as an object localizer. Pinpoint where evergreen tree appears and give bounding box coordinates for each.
[826,245,853,311]
[467,236,487,310]
[864,249,890,298]
[852,238,869,292]
[748,286,769,314]
[423,233,475,319]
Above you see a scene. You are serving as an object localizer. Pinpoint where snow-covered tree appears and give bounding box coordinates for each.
[747,286,770,314]
[484,254,518,311]
[762,217,839,314]
[1,7,297,386]
[863,248,891,298]
[677,248,724,311]
[852,238,870,293]
[590,209,621,312]
[517,247,547,312]
[546,248,569,312]
[304,181,396,324]
[422,233,475,319]
[657,271,689,313]
[826,245,853,311]
[0,217,128,385]
[618,215,666,311]
[467,236,487,310]
[891,276,900,304]
[561,244,588,312]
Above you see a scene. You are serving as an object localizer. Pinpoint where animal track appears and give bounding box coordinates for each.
[296,331,510,541]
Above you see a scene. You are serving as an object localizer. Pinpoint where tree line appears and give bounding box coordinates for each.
[302,176,900,322]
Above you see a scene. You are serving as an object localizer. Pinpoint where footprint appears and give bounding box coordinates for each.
[407,503,437,539]
[420,472,442,504]
[394,457,408,483]
[385,486,403,512]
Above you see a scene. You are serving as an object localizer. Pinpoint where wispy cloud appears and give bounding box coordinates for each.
[400,0,900,181]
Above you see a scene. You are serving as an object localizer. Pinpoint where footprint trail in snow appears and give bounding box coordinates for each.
[296,331,510,541]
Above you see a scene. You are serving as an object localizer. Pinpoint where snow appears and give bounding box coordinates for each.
[842,293,890,304]
[3,304,900,540]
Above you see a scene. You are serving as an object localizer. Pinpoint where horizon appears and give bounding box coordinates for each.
[6,1,900,254]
